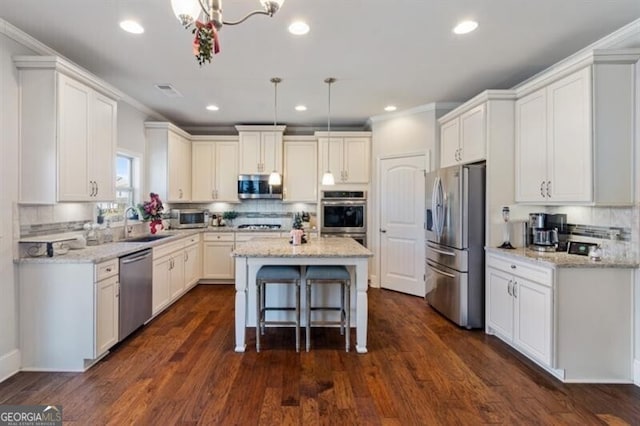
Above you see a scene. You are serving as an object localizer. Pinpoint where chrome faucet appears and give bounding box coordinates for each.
[123,206,138,239]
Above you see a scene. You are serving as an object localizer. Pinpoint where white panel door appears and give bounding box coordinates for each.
[152,257,171,315]
[513,277,552,366]
[191,142,215,201]
[202,242,235,280]
[95,275,119,356]
[261,132,282,175]
[459,104,485,164]
[90,92,117,201]
[283,141,317,202]
[439,118,459,168]
[546,67,592,202]
[486,267,514,339]
[343,138,370,183]
[515,89,547,202]
[184,243,200,289]
[380,155,425,296]
[238,132,262,174]
[215,141,239,201]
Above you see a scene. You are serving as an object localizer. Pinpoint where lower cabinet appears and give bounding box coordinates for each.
[152,234,201,316]
[486,251,634,382]
[203,232,235,280]
[19,259,120,371]
[486,257,552,366]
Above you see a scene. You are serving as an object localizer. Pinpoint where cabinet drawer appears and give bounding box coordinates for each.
[486,254,552,287]
[153,239,185,259]
[182,234,201,246]
[204,232,234,242]
[96,259,118,281]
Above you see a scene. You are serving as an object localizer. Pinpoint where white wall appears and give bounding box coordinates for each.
[368,104,456,287]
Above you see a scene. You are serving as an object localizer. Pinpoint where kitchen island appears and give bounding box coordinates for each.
[232,237,373,353]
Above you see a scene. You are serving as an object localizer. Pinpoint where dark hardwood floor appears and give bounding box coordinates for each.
[1,285,639,425]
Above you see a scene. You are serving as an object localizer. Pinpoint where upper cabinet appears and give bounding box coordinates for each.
[316,132,371,184]
[15,56,118,204]
[236,125,285,175]
[283,138,317,202]
[191,138,239,202]
[515,50,639,205]
[145,122,192,203]
[439,104,486,168]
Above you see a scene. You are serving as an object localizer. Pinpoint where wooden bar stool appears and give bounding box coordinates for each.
[305,265,351,352]
[256,265,301,352]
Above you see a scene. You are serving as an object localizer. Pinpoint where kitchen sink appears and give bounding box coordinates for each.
[123,234,172,243]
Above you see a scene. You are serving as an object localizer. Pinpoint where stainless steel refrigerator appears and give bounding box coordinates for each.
[425,163,485,328]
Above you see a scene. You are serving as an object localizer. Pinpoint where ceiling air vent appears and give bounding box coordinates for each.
[154,83,183,98]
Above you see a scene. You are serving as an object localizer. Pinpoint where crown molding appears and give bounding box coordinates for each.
[439,90,516,123]
[368,102,461,123]
[314,131,372,138]
[144,121,192,139]
[235,125,286,132]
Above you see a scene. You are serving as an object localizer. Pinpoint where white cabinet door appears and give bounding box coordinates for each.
[261,131,283,175]
[58,74,91,201]
[283,141,317,202]
[239,132,263,174]
[486,266,514,339]
[191,142,216,201]
[95,275,119,356]
[513,277,552,365]
[215,141,239,201]
[169,252,185,300]
[168,132,191,202]
[90,92,117,201]
[546,67,592,202]
[343,138,370,183]
[459,104,485,164]
[184,243,200,289]
[515,89,548,202]
[319,137,343,181]
[152,256,171,315]
[203,241,235,279]
[439,118,459,168]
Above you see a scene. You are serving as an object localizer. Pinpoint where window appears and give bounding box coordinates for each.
[97,152,141,222]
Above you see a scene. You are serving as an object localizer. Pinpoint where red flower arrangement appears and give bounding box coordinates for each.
[138,193,164,234]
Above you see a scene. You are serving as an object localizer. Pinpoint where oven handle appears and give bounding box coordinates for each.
[321,201,367,207]
[426,260,455,279]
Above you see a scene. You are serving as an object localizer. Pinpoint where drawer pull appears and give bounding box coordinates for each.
[510,264,516,269]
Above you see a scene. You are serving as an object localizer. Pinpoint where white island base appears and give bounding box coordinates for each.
[233,237,372,353]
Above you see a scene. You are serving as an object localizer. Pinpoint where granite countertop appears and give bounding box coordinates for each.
[232,236,373,258]
[16,230,201,264]
[485,246,639,269]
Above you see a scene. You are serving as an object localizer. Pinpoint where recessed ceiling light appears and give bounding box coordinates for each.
[288,21,310,35]
[384,105,397,112]
[453,20,478,35]
[295,105,307,111]
[120,20,144,34]
[206,105,219,111]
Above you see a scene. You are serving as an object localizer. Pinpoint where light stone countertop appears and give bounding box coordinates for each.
[232,236,373,258]
[485,246,639,269]
[16,229,201,264]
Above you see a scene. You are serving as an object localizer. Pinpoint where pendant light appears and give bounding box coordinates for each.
[268,77,282,186]
[321,77,336,186]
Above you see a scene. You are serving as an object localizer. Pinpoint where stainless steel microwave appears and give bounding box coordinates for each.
[237,174,282,200]
[169,209,210,229]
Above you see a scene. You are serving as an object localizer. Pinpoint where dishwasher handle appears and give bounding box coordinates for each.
[121,251,152,264]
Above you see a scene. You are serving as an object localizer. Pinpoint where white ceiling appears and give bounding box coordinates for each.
[1,1,639,130]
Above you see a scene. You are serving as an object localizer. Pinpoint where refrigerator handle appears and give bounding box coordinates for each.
[431,177,440,238]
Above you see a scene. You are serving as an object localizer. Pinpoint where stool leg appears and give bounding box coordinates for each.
[295,280,300,352]
[340,281,345,335]
[256,281,261,352]
[345,280,351,352]
[261,282,266,335]
[306,280,311,352]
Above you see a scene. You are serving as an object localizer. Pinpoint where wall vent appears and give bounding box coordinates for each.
[154,83,183,98]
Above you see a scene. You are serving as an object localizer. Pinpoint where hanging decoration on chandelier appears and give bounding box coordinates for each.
[171,0,285,65]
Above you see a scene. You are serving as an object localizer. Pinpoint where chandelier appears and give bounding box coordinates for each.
[171,0,285,65]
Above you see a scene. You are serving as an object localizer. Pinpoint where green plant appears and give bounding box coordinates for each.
[222,211,238,220]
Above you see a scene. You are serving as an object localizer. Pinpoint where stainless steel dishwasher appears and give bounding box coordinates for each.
[118,248,152,341]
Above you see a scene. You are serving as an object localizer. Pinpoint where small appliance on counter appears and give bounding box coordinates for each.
[528,213,567,252]
[169,209,210,229]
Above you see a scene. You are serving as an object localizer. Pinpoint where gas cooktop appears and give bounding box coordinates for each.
[236,224,281,230]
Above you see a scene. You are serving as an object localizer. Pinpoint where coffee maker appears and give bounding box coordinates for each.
[528,213,568,252]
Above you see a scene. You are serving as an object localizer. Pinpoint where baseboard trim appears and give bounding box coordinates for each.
[634,359,640,387]
[0,349,21,383]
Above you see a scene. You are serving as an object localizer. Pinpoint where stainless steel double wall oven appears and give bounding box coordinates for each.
[320,190,367,246]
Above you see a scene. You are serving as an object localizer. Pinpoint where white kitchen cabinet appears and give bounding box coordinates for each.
[515,50,638,205]
[317,132,371,184]
[191,139,239,202]
[184,238,201,289]
[283,139,317,202]
[439,104,486,168]
[15,56,118,203]
[486,250,633,382]
[19,259,120,371]
[152,255,171,316]
[152,235,199,315]
[236,125,285,175]
[145,122,192,203]
[486,255,553,367]
[202,232,235,280]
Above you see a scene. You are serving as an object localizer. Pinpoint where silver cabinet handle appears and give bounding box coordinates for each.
[184,252,188,262]
[513,282,518,298]
[179,189,183,199]
[94,182,98,197]
[380,229,387,233]
[510,264,516,269]
[540,181,545,198]
[507,279,513,296]
[546,181,551,198]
